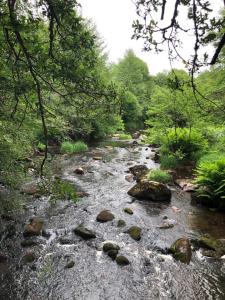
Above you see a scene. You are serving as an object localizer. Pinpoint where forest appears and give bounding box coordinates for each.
[0,1,225,299]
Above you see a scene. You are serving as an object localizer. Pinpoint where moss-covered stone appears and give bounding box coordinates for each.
[107,250,119,260]
[96,210,115,222]
[127,226,141,241]
[117,220,126,227]
[170,238,192,264]
[128,180,171,202]
[103,242,120,252]
[116,255,130,266]
[74,225,96,240]
[198,234,225,256]
[123,208,133,215]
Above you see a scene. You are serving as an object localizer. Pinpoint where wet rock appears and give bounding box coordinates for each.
[197,234,225,256]
[74,225,96,240]
[93,156,102,161]
[23,217,44,237]
[202,250,220,258]
[175,179,197,192]
[96,210,115,223]
[128,180,171,202]
[103,242,120,252]
[59,237,74,245]
[21,239,39,247]
[20,182,40,196]
[123,208,133,215]
[107,250,118,260]
[132,132,141,139]
[0,252,8,263]
[116,255,130,266]
[127,226,142,241]
[153,152,160,163]
[158,221,174,229]
[171,206,181,213]
[77,191,89,198]
[74,167,84,175]
[129,165,149,181]
[42,229,51,239]
[117,220,126,227]
[170,238,192,264]
[65,261,75,269]
[132,141,138,145]
[125,174,134,182]
[21,251,36,264]
[148,143,160,148]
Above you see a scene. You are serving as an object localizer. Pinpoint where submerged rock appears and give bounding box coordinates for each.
[96,210,115,223]
[170,238,192,264]
[123,208,133,215]
[74,225,96,240]
[23,217,44,237]
[21,239,39,247]
[129,165,149,181]
[0,252,8,263]
[117,220,126,227]
[116,256,130,266]
[127,226,142,241]
[21,251,36,264]
[128,180,171,202]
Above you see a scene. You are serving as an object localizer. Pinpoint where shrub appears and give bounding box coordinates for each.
[60,141,88,154]
[119,133,132,140]
[161,128,208,163]
[160,153,180,169]
[194,155,225,207]
[147,169,172,183]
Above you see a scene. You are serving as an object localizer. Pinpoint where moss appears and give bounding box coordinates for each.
[116,255,130,266]
[127,226,141,241]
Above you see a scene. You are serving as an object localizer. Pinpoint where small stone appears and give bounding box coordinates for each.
[21,239,39,247]
[23,217,44,237]
[65,261,75,269]
[96,210,115,223]
[123,208,133,215]
[163,216,168,220]
[117,220,126,227]
[107,250,119,260]
[74,225,96,240]
[93,156,102,160]
[116,256,130,266]
[103,242,120,252]
[127,226,142,241]
[74,168,84,175]
[21,251,36,264]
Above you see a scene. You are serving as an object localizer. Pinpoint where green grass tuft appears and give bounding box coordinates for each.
[147,169,172,184]
[60,141,88,154]
[119,133,132,140]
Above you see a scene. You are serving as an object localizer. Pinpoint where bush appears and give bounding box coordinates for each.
[119,133,132,140]
[161,128,208,163]
[60,141,88,154]
[147,169,172,183]
[194,155,225,207]
[160,153,180,169]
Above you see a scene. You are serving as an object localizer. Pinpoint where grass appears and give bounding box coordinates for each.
[147,169,172,184]
[60,141,88,154]
[51,179,78,203]
[119,133,132,140]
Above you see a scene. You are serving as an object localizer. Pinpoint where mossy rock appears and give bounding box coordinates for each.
[96,210,115,223]
[103,242,120,252]
[116,255,130,266]
[107,250,119,260]
[74,225,96,240]
[127,226,141,241]
[198,234,225,256]
[123,208,133,215]
[170,238,192,264]
[117,220,126,227]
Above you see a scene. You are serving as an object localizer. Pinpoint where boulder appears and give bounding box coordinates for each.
[74,225,96,240]
[128,180,171,202]
[96,210,115,223]
[23,217,44,237]
[74,168,84,175]
[117,220,126,227]
[103,242,120,252]
[129,165,149,181]
[116,256,130,266]
[123,208,133,215]
[127,226,142,241]
[170,238,192,264]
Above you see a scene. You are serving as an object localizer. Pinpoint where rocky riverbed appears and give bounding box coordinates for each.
[1,138,225,299]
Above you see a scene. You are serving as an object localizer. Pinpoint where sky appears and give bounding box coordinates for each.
[81,0,223,75]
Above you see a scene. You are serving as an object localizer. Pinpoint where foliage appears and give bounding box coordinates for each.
[60,141,88,154]
[119,133,132,140]
[160,128,208,162]
[147,169,172,184]
[51,179,78,203]
[195,156,225,205]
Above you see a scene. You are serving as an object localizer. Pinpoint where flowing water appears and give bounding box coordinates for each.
[1,140,225,300]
